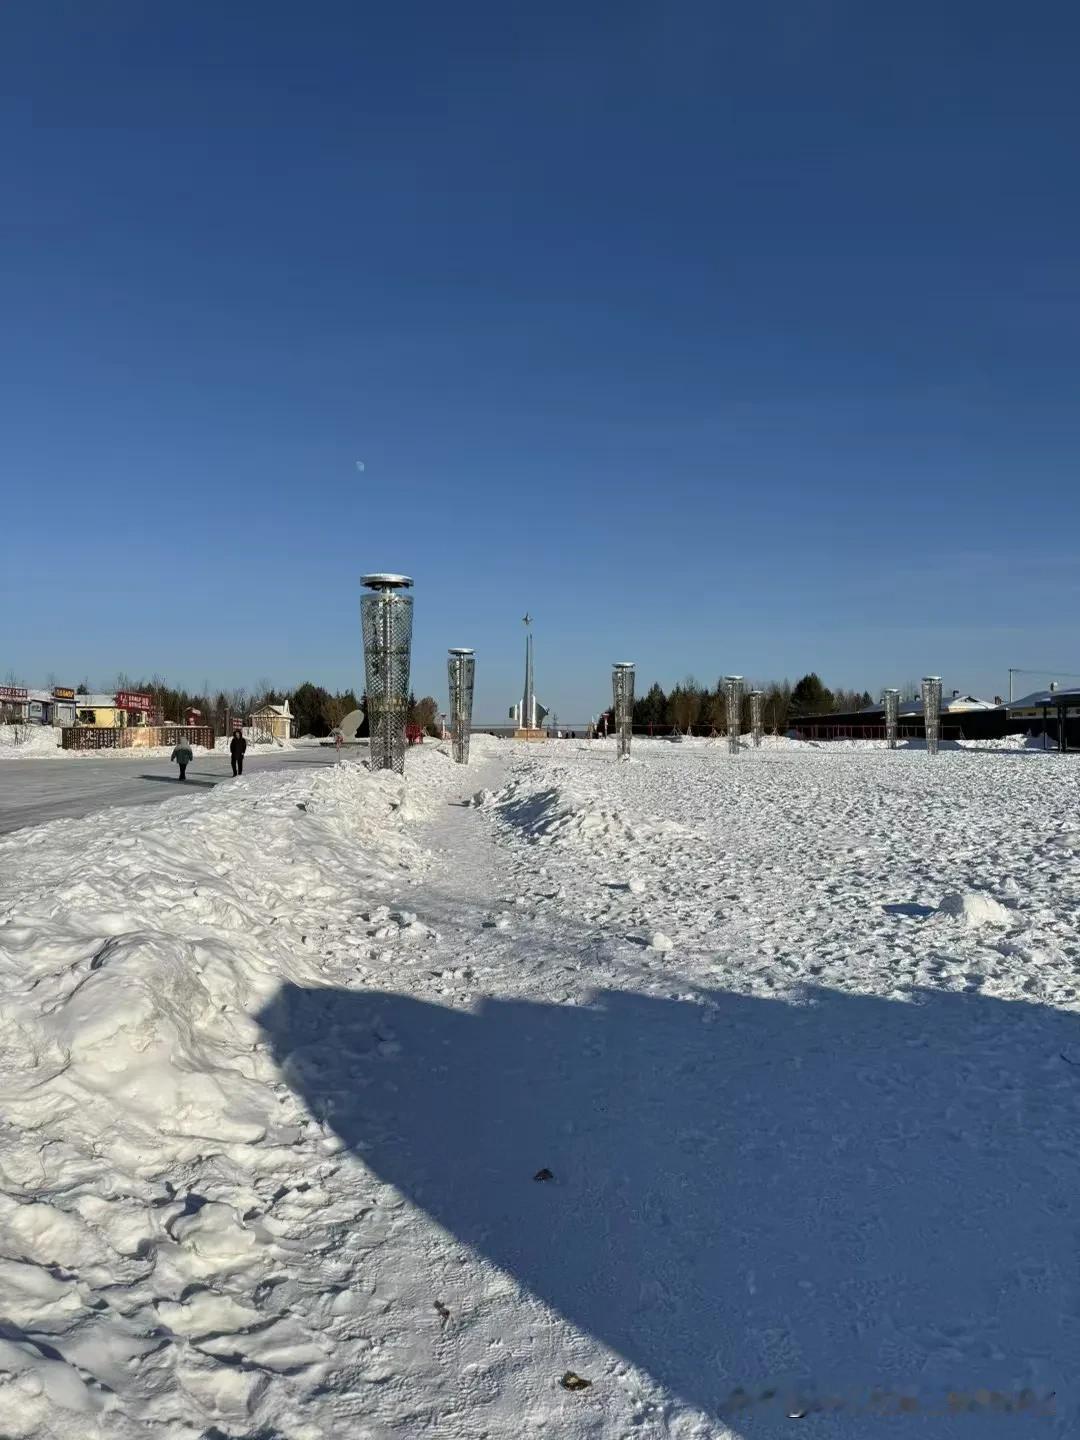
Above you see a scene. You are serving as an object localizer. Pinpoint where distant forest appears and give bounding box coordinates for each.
[613,673,905,734]
[64,669,899,739]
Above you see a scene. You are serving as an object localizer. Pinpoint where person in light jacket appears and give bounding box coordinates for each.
[229,727,247,777]
[171,740,193,782]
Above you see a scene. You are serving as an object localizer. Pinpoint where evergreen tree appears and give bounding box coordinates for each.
[790,673,834,716]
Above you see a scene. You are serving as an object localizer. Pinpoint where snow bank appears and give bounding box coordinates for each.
[490,762,692,851]
[0,725,62,759]
[0,749,465,1438]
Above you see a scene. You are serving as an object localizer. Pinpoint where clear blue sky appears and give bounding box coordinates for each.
[3,2,1079,720]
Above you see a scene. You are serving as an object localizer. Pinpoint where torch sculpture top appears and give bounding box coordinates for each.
[448,647,475,656]
[724,674,744,682]
[362,574,413,591]
[613,661,635,669]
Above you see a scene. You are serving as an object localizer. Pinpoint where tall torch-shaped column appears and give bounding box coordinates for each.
[725,675,744,755]
[883,688,900,749]
[748,689,764,747]
[612,663,635,760]
[361,574,414,774]
[447,648,475,764]
[922,676,942,757]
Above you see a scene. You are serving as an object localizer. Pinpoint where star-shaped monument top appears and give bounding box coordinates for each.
[522,612,532,626]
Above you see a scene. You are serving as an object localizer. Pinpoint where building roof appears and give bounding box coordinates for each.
[1007,686,1080,710]
[252,700,292,718]
[76,694,117,709]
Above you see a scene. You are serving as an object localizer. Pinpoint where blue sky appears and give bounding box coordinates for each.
[2,2,1079,721]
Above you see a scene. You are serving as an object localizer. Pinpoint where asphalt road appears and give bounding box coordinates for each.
[0,747,348,836]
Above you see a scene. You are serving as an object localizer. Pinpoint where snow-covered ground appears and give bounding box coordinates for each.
[1,738,1078,1437]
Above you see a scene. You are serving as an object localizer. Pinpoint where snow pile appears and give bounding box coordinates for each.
[958,733,1050,751]
[0,725,62,759]
[936,889,1013,927]
[490,762,692,850]
[0,750,467,1438]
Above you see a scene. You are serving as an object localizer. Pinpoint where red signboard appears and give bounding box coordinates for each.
[0,685,28,702]
[115,690,153,711]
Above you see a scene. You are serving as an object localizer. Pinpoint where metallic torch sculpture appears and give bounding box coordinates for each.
[447,648,476,764]
[922,676,943,758]
[725,675,744,755]
[361,574,414,774]
[612,662,635,760]
[748,688,764,748]
[883,688,900,750]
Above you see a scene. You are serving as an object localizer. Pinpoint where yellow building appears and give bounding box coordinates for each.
[75,691,154,728]
[249,700,294,742]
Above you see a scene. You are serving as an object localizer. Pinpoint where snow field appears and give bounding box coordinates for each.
[0,737,1078,1437]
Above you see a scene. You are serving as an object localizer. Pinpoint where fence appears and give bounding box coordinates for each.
[793,724,961,743]
[62,725,215,751]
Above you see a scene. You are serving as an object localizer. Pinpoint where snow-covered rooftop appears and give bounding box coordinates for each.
[1007,686,1080,709]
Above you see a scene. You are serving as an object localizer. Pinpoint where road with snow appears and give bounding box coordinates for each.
[0,746,345,834]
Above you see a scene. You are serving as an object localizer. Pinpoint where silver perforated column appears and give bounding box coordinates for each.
[612,663,635,759]
[448,648,475,764]
[361,574,414,774]
[725,675,744,755]
[748,689,764,748]
[883,688,900,750]
[921,676,942,758]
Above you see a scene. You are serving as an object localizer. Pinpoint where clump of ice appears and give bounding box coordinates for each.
[649,931,674,952]
[936,890,1012,927]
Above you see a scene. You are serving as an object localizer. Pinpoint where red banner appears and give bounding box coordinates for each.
[115,691,153,710]
[0,685,28,702]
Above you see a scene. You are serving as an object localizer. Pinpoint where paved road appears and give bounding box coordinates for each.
[0,747,350,835]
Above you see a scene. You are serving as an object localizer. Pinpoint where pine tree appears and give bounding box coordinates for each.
[790,673,834,716]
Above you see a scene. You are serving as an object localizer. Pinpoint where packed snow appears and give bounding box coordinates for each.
[0,737,1077,1437]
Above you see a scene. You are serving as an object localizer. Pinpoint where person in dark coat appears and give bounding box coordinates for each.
[229,728,247,777]
[171,740,193,782]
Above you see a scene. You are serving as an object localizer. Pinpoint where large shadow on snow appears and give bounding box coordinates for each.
[258,982,1075,1431]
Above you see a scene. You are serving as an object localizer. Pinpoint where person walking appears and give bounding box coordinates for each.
[171,739,193,782]
[229,727,247,777]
